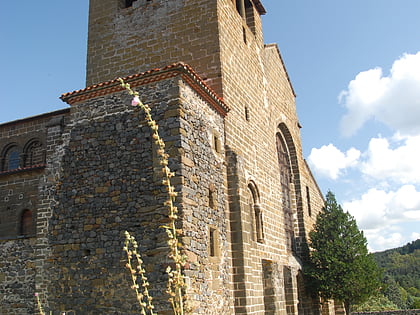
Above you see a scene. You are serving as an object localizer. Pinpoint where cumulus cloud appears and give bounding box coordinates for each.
[361,134,420,184]
[343,185,420,251]
[340,52,420,137]
[364,231,404,253]
[344,185,420,229]
[307,144,360,180]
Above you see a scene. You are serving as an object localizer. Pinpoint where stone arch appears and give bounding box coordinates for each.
[1,143,21,171]
[276,123,304,254]
[247,180,264,243]
[23,138,44,167]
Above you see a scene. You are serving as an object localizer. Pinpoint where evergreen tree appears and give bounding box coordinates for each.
[305,191,381,314]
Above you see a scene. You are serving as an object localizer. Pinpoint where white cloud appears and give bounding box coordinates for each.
[361,134,420,184]
[307,144,360,180]
[343,185,420,251]
[344,185,420,229]
[365,231,404,253]
[411,232,420,240]
[340,52,420,137]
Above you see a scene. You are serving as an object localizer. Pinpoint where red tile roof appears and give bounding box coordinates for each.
[60,62,230,117]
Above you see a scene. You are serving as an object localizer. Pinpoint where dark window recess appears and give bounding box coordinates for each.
[235,0,256,35]
[125,0,136,7]
[209,228,216,257]
[125,0,151,8]
[21,210,33,236]
[306,186,312,217]
[245,106,250,121]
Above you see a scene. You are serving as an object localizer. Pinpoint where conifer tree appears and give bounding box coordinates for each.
[305,191,381,314]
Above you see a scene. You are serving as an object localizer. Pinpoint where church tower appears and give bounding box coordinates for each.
[86,0,265,97]
[83,0,327,314]
[0,1,332,314]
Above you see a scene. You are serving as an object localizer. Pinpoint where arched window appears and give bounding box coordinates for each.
[3,145,21,171]
[276,132,295,252]
[20,209,34,236]
[248,181,264,243]
[24,139,44,167]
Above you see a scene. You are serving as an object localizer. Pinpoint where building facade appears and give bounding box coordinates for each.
[0,0,341,314]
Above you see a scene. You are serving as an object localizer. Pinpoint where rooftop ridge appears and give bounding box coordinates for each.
[61,62,230,117]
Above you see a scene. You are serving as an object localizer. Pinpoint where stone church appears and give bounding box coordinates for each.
[0,0,341,314]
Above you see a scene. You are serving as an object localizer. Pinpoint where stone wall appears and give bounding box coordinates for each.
[0,238,36,314]
[86,0,223,95]
[0,110,69,314]
[43,72,231,313]
[216,2,325,313]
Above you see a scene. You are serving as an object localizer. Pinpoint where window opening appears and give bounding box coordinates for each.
[209,227,218,257]
[213,132,221,153]
[306,186,312,217]
[248,182,264,243]
[276,133,295,252]
[25,140,44,166]
[209,184,217,209]
[235,0,256,35]
[4,146,20,170]
[255,204,264,243]
[245,106,250,121]
[236,0,245,17]
[20,210,33,236]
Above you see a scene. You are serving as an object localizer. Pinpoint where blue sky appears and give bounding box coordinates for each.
[1,1,419,252]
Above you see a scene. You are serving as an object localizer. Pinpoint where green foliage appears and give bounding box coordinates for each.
[372,239,420,310]
[352,293,398,312]
[304,191,381,314]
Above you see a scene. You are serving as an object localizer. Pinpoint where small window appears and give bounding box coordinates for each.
[248,182,264,243]
[212,131,221,154]
[21,210,34,236]
[209,228,216,257]
[306,186,312,217]
[255,205,264,243]
[3,146,20,171]
[245,106,250,121]
[209,227,219,257]
[235,0,256,35]
[209,183,217,209]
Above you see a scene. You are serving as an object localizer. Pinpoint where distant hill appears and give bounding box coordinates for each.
[373,239,420,309]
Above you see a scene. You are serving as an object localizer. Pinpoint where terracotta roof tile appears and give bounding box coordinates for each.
[61,62,229,117]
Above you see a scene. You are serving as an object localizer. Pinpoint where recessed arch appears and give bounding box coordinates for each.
[247,180,264,243]
[1,143,21,171]
[276,122,303,253]
[23,138,44,167]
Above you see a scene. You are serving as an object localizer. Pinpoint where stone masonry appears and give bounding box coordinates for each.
[0,0,340,314]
